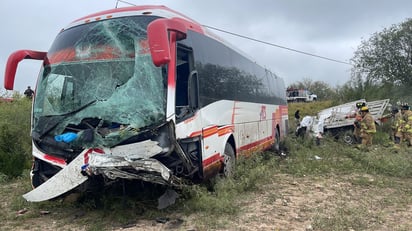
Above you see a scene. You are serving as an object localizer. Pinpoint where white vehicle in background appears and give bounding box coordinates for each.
[286,88,317,102]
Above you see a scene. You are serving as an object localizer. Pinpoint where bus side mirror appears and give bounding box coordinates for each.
[147,18,187,67]
[4,50,46,90]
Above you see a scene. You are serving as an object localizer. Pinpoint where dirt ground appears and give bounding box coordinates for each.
[2,173,411,231]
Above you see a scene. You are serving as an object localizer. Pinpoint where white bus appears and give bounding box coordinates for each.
[4,5,288,202]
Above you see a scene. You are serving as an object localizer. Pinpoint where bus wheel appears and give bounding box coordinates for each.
[221,143,235,177]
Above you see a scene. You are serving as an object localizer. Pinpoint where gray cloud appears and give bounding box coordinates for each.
[1,0,411,93]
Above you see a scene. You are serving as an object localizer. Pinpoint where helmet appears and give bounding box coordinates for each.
[401,104,410,110]
[360,106,369,112]
[356,102,366,109]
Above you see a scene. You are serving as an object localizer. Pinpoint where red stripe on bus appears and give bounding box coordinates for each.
[47,46,137,64]
[238,136,273,152]
[43,154,67,166]
[73,6,166,22]
[83,148,104,164]
[71,6,205,34]
[231,101,239,124]
[202,153,222,167]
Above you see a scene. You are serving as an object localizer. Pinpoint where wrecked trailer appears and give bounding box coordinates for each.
[4,5,288,202]
[299,99,390,144]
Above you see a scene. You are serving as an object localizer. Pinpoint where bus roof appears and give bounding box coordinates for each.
[63,5,276,77]
[65,5,202,33]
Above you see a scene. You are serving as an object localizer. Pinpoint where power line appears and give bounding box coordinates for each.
[202,25,352,66]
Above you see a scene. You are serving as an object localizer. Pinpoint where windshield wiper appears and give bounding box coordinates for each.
[59,100,98,117]
[33,100,97,139]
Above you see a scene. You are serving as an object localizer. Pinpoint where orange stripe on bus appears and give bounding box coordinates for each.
[189,131,202,138]
[189,125,234,138]
[217,125,234,136]
[202,126,218,138]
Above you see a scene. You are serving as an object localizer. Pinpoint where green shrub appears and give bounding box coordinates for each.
[0,97,32,177]
[0,124,29,177]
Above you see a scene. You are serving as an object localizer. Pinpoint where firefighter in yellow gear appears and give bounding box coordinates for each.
[353,102,365,144]
[391,107,404,148]
[400,104,412,146]
[359,106,376,149]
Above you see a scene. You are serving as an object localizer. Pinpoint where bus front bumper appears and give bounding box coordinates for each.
[86,153,179,185]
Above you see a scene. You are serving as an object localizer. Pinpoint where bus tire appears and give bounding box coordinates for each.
[221,143,235,177]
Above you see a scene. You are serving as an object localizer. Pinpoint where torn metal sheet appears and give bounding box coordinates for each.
[23,149,88,202]
[107,140,163,160]
[85,140,174,184]
[88,153,172,183]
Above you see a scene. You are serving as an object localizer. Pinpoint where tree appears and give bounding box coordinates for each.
[350,18,412,102]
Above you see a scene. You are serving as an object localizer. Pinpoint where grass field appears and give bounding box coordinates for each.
[1,101,412,230]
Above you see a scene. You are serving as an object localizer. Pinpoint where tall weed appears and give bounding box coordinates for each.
[0,97,32,177]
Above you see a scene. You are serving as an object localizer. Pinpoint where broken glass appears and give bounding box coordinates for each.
[33,16,166,148]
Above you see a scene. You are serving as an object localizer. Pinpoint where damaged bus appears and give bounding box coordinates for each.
[4,5,288,202]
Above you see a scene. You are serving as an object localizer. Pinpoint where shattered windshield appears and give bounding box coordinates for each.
[32,16,167,147]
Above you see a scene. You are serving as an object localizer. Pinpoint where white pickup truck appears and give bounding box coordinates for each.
[286,89,317,102]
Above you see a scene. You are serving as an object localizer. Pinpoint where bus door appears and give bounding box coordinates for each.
[174,44,206,179]
[175,45,199,122]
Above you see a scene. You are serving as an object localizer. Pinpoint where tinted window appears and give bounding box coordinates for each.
[186,31,286,107]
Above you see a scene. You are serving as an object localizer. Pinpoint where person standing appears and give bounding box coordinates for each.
[359,106,376,150]
[391,106,404,149]
[295,115,313,138]
[294,110,300,126]
[400,104,412,146]
[24,86,34,99]
[353,102,365,144]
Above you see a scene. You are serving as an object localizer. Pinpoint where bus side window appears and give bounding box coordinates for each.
[176,45,196,121]
[176,62,189,107]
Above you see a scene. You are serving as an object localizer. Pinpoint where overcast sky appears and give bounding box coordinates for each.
[1,0,411,93]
